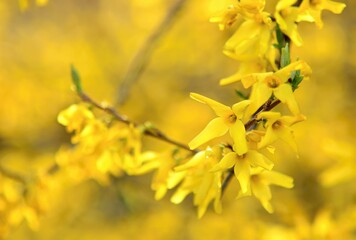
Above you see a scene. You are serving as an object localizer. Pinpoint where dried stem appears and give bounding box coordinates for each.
[79,92,198,154]
[0,164,27,184]
[116,0,187,106]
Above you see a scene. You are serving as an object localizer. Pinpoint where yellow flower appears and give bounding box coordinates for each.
[242,60,311,116]
[168,146,223,218]
[209,5,240,30]
[257,112,306,153]
[189,93,250,155]
[298,0,346,28]
[239,168,294,213]
[57,104,94,133]
[223,16,272,61]
[275,1,305,46]
[210,149,274,194]
[210,0,266,29]
[127,151,180,200]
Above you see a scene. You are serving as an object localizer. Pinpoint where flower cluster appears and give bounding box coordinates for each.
[54,0,346,218]
[181,0,345,214]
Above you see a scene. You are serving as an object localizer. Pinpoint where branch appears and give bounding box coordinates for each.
[116,0,187,106]
[78,91,198,154]
[0,164,27,184]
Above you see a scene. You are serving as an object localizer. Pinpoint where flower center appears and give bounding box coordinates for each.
[311,0,322,6]
[251,174,260,182]
[225,6,238,27]
[272,120,282,130]
[228,114,237,123]
[237,153,246,160]
[266,75,281,88]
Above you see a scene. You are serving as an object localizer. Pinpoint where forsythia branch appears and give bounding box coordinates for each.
[0,164,27,184]
[78,91,197,153]
[116,0,187,106]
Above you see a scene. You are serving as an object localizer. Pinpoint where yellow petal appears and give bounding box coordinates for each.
[248,81,272,115]
[262,171,294,188]
[276,0,298,11]
[258,126,279,149]
[257,111,281,123]
[279,114,306,126]
[154,186,167,200]
[323,0,346,14]
[241,72,272,88]
[174,151,205,171]
[247,150,274,170]
[274,60,306,81]
[251,180,273,213]
[234,159,251,193]
[275,125,298,153]
[189,117,229,149]
[190,93,231,117]
[171,189,190,204]
[232,100,251,119]
[210,152,236,172]
[167,171,186,189]
[229,121,248,155]
[273,84,300,115]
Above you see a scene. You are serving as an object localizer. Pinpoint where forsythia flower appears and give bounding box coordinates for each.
[188,93,250,155]
[223,16,273,61]
[238,168,294,213]
[257,112,306,153]
[298,0,346,28]
[243,60,312,116]
[127,151,176,200]
[168,146,223,218]
[209,5,239,30]
[57,104,94,135]
[275,0,305,46]
[210,148,274,194]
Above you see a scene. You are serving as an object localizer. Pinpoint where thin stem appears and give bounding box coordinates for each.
[0,165,27,184]
[116,0,187,106]
[79,92,198,154]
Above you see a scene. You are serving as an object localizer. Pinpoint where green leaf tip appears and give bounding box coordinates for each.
[275,24,285,49]
[281,43,290,68]
[71,65,83,93]
[235,90,248,100]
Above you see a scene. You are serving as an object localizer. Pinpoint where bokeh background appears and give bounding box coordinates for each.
[0,0,355,239]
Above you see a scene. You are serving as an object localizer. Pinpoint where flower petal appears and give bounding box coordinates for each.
[258,125,279,149]
[229,121,248,155]
[273,84,300,115]
[234,159,251,193]
[275,125,298,153]
[323,1,346,14]
[251,180,273,213]
[189,117,229,149]
[245,81,272,117]
[247,150,274,170]
[210,152,236,172]
[261,170,294,188]
[190,93,231,117]
[174,151,205,172]
[232,100,251,119]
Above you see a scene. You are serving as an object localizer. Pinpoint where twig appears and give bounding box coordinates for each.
[116,0,187,106]
[79,92,198,154]
[0,165,27,184]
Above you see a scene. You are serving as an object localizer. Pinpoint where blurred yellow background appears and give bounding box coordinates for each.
[0,0,355,239]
